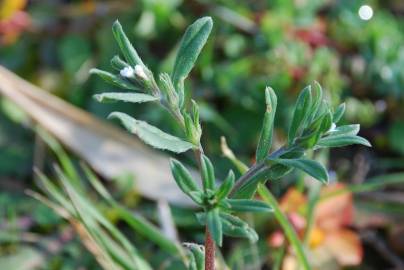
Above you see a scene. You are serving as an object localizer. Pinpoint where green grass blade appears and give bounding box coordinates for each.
[257,184,311,270]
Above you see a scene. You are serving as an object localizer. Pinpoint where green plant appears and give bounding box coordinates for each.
[89,16,370,270]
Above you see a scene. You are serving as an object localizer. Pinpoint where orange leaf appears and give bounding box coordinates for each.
[324,229,363,266]
[315,183,353,230]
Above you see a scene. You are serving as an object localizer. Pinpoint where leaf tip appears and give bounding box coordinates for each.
[200,16,213,27]
[93,94,102,102]
[112,19,122,30]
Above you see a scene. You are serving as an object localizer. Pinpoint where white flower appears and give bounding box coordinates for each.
[134,64,148,81]
[120,66,135,78]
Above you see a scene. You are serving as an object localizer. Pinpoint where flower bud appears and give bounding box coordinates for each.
[134,64,148,81]
[120,66,135,78]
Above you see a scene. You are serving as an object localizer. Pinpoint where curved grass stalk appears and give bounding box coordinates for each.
[257,184,311,270]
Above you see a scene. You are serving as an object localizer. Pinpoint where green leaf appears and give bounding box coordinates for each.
[206,208,222,246]
[220,212,258,242]
[316,135,371,148]
[256,86,277,162]
[112,20,144,66]
[333,103,346,124]
[201,154,215,191]
[94,92,159,104]
[109,112,195,153]
[225,199,273,212]
[319,111,333,134]
[183,243,204,270]
[328,124,360,136]
[170,159,204,205]
[170,159,201,203]
[308,81,323,120]
[89,68,138,90]
[215,170,235,201]
[288,86,312,144]
[188,191,204,205]
[273,158,328,184]
[111,55,129,71]
[171,17,213,91]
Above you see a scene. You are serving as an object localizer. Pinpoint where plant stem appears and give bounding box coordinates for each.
[204,226,215,270]
[229,146,287,197]
[193,147,215,270]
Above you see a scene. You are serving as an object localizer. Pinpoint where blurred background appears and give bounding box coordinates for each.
[0,0,404,269]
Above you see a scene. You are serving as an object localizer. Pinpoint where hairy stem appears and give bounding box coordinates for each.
[193,147,215,270]
[229,146,287,197]
[204,226,215,270]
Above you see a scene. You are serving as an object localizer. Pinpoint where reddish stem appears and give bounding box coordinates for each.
[205,226,215,270]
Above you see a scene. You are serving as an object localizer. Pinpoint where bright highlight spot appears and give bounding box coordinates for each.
[358,5,373,21]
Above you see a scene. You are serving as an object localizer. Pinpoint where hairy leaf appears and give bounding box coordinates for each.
[111,55,129,71]
[288,86,312,144]
[201,154,215,191]
[220,212,258,242]
[333,103,346,124]
[225,199,273,212]
[328,124,360,136]
[309,81,323,120]
[207,208,222,246]
[171,17,213,91]
[94,92,158,104]
[183,243,204,270]
[170,159,199,192]
[273,158,329,184]
[112,20,144,66]
[109,112,195,153]
[215,170,235,201]
[256,86,277,162]
[316,135,371,148]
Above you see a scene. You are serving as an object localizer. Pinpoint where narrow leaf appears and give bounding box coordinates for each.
[215,170,235,201]
[207,208,222,246]
[256,86,277,162]
[90,68,137,90]
[316,135,371,148]
[273,158,328,184]
[171,17,213,90]
[183,243,204,270]
[109,112,195,153]
[333,103,346,124]
[225,199,273,212]
[328,124,360,136]
[288,86,312,144]
[220,212,258,242]
[170,159,201,202]
[94,92,158,104]
[319,111,333,134]
[309,81,323,120]
[111,55,129,71]
[112,20,144,66]
[201,154,215,191]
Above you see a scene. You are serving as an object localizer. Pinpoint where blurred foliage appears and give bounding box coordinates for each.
[1,0,404,269]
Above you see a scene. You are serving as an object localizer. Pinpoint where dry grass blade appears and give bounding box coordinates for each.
[0,66,192,206]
